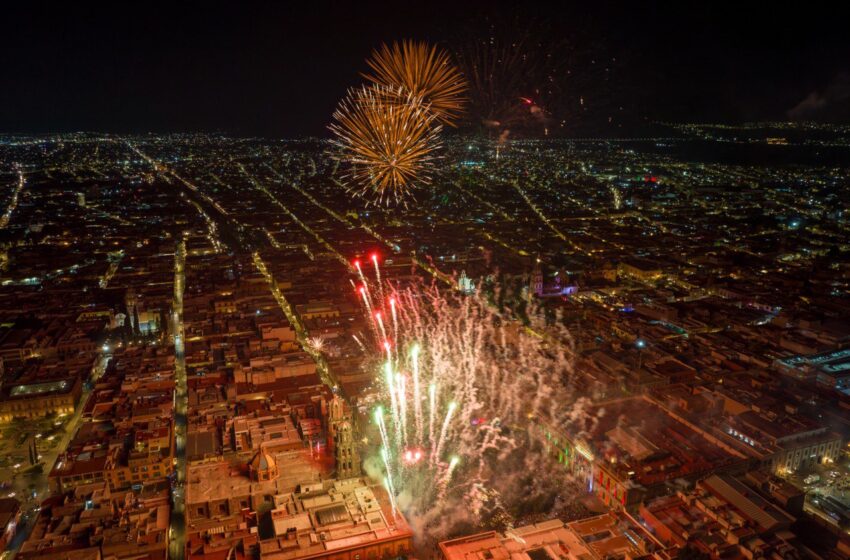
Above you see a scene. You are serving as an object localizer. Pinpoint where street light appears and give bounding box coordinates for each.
[636,338,647,370]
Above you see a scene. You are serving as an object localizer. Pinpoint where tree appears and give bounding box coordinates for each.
[133,306,141,337]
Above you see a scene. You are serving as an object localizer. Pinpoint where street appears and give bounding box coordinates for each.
[168,237,188,560]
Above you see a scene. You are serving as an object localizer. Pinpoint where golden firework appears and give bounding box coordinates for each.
[363,40,467,127]
[329,84,442,204]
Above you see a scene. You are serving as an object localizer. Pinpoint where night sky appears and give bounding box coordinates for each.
[3,1,850,136]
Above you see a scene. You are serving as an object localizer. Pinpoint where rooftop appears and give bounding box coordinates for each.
[259,478,412,560]
[186,448,327,505]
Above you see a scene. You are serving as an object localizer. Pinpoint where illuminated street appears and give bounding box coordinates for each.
[168,238,188,560]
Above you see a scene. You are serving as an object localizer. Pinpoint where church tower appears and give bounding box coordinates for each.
[531,260,544,297]
[125,288,138,332]
[329,394,360,478]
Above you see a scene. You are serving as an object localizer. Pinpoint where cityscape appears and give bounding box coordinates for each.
[2,3,850,560]
[1,124,849,559]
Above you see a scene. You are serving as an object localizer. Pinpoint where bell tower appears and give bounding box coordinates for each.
[531,261,543,297]
[329,394,360,478]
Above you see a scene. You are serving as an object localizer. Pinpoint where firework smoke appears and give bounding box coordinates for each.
[354,258,590,545]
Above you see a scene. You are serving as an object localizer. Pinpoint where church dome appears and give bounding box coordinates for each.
[249,447,278,481]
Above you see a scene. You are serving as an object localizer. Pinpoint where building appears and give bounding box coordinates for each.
[439,512,663,560]
[0,376,82,422]
[328,395,360,479]
[618,259,663,283]
[49,448,112,493]
[19,482,169,560]
[720,408,842,473]
[566,512,665,558]
[258,478,413,560]
[640,474,803,558]
[105,421,175,492]
[296,301,340,321]
[777,348,850,396]
[230,412,304,453]
[185,446,330,560]
[546,396,747,511]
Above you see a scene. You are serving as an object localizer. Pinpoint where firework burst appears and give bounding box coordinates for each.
[306,335,326,353]
[363,40,467,127]
[354,257,591,545]
[454,15,622,137]
[329,84,443,204]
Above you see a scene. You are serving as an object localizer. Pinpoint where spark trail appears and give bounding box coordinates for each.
[356,257,587,545]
